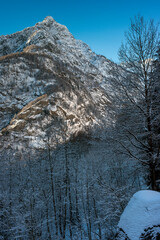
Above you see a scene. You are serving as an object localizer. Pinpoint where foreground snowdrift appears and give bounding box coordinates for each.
[117,190,160,239]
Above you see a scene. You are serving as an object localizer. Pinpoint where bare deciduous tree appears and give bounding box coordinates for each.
[117,15,160,190]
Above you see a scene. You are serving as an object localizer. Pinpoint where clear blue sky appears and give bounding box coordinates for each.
[0,0,160,62]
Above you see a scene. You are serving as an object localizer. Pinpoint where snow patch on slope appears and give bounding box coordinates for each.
[118,190,160,240]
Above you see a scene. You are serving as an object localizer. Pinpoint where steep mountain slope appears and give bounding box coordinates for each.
[0,16,114,149]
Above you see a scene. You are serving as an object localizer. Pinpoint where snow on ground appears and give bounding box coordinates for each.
[118,190,160,240]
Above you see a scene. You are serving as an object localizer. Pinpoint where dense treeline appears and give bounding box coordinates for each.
[0,134,139,240]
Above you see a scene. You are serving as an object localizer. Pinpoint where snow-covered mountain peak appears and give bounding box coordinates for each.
[0,16,114,79]
[0,16,116,148]
[38,16,71,37]
[42,16,55,25]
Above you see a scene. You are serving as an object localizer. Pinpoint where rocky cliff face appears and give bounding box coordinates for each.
[0,16,114,149]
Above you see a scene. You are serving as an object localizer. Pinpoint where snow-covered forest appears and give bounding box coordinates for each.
[0,15,160,239]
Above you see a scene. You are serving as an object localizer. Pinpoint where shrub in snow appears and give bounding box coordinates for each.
[140,225,160,239]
